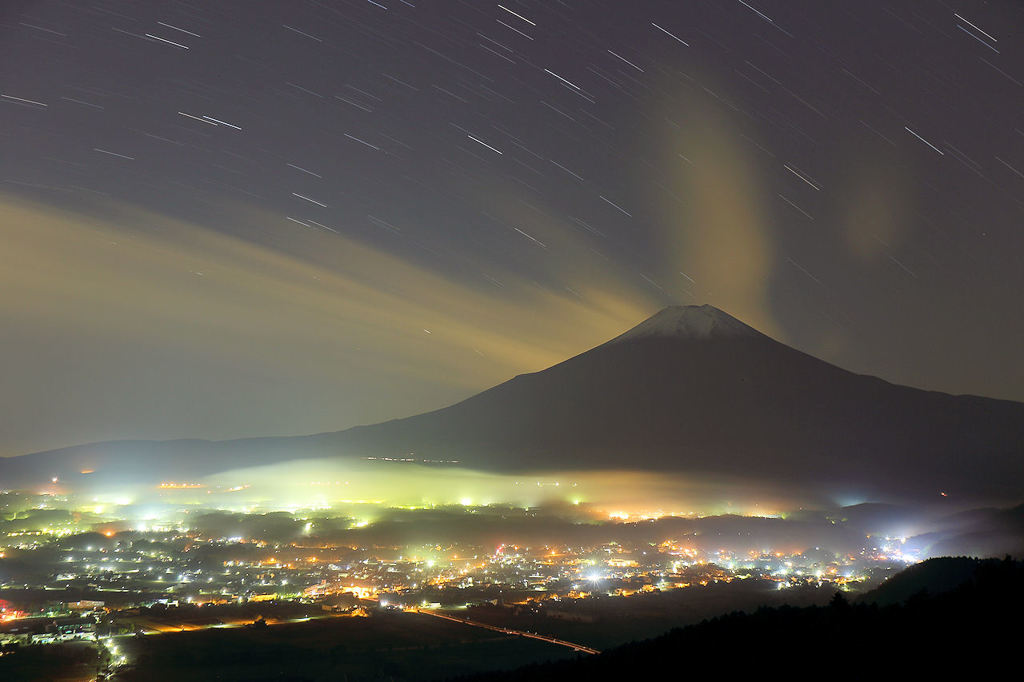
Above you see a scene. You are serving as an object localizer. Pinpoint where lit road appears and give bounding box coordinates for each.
[415,609,601,655]
[131,612,348,634]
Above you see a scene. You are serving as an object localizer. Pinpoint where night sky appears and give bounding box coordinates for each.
[1,0,1022,456]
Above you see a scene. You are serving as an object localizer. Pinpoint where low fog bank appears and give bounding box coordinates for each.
[3,458,1021,560]
[3,478,1022,562]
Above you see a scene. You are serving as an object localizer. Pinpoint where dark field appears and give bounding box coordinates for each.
[106,610,575,682]
[0,641,100,682]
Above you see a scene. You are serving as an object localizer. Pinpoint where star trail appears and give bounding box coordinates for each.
[1,0,1022,455]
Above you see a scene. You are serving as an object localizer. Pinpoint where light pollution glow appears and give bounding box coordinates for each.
[0,193,665,456]
[60,458,828,518]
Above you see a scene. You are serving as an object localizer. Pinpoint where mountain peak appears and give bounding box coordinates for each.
[607,304,761,344]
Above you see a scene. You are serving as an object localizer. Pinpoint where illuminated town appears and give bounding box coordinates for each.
[1,485,921,652]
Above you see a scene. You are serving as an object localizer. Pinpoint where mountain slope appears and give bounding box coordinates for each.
[315,305,1023,499]
[2,305,1022,501]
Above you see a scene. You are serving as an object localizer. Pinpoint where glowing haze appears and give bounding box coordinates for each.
[0,194,657,455]
[166,461,819,518]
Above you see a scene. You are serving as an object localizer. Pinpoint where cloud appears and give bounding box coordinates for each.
[840,161,912,261]
[0,194,657,454]
[650,93,781,339]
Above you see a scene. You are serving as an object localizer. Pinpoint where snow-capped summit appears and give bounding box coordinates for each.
[606,304,761,344]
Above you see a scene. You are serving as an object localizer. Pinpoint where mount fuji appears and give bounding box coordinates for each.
[2,305,1022,502]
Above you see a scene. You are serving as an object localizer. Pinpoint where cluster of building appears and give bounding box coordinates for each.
[0,489,925,646]
[1,530,916,624]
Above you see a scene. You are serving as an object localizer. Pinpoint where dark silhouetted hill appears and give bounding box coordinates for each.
[455,557,1022,681]
[859,555,1018,605]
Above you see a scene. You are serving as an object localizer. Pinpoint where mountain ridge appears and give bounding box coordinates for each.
[2,305,1022,502]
